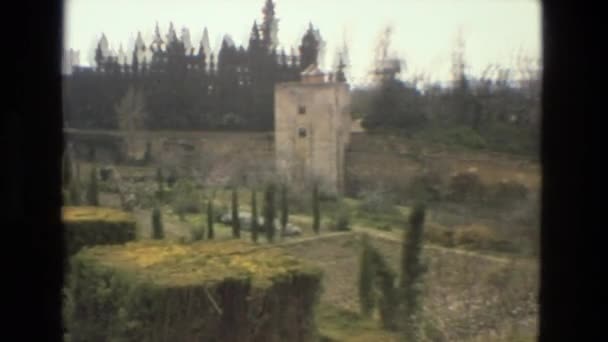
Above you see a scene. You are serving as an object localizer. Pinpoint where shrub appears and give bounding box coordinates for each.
[191,225,205,242]
[64,241,323,342]
[424,224,456,247]
[357,188,400,215]
[170,179,200,220]
[446,169,485,203]
[488,179,529,207]
[62,206,136,256]
[453,224,515,252]
[329,202,351,231]
[408,171,442,203]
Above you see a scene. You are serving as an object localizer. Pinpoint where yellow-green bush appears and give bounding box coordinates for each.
[62,206,137,256]
[64,240,322,342]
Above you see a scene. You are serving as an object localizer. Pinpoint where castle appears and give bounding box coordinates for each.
[275,65,351,194]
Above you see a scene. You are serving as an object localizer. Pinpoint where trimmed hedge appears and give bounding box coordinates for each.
[64,240,322,342]
[62,206,137,256]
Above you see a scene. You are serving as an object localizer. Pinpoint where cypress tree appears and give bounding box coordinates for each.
[312,182,321,234]
[156,167,164,200]
[375,253,399,331]
[358,234,376,317]
[400,203,428,340]
[263,183,276,242]
[152,207,164,239]
[280,183,288,238]
[231,187,241,238]
[86,166,99,206]
[207,198,214,240]
[62,149,73,187]
[68,179,81,206]
[251,189,259,243]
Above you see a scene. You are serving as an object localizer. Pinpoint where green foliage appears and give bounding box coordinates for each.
[62,206,136,256]
[357,188,400,215]
[312,183,321,234]
[63,149,73,186]
[207,199,214,240]
[400,203,428,340]
[330,200,351,231]
[251,189,259,243]
[407,171,443,203]
[231,187,241,238]
[170,179,200,220]
[151,207,164,239]
[155,167,164,201]
[64,240,323,342]
[376,259,398,331]
[280,184,289,238]
[86,166,99,206]
[362,78,426,131]
[358,235,399,330]
[264,183,276,242]
[191,225,205,242]
[358,235,376,317]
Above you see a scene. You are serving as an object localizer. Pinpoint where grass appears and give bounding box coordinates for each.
[317,304,399,342]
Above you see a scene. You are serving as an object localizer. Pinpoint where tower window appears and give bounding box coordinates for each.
[298,128,307,137]
[298,105,306,114]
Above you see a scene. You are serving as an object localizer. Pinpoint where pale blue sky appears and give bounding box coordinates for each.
[64,0,541,86]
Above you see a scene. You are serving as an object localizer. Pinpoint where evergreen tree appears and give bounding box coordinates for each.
[358,234,376,317]
[207,197,214,240]
[400,203,428,340]
[299,23,320,70]
[312,182,321,234]
[86,166,99,206]
[68,179,81,206]
[263,183,276,242]
[231,187,241,238]
[261,0,278,52]
[156,167,164,200]
[280,183,288,238]
[152,207,164,239]
[251,189,259,243]
[375,253,399,331]
[336,55,347,82]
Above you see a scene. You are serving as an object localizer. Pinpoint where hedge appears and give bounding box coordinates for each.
[62,206,137,256]
[64,240,323,342]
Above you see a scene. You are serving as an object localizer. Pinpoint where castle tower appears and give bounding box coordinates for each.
[274,64,351,194]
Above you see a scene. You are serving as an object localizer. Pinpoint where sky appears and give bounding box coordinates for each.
[64,0,541,86]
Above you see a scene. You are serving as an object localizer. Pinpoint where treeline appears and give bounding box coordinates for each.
[63,0,328,131]
[356,62,541,155]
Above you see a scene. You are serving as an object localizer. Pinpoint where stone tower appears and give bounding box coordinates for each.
[274,64,351,194]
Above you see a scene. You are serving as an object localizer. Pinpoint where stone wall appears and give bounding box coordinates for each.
[66,129,540,192]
